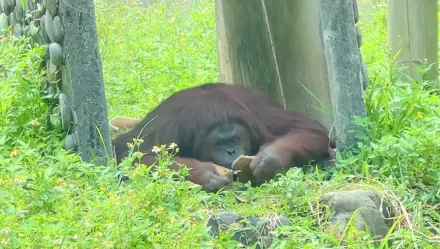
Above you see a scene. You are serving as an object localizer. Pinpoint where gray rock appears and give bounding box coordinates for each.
[0,0,6,14]
[13,0,23,21]
[206,211,242,236]
[12,22,21,36]
[320,189,393,240]
[6,0,14,8]
[52,15,62,42]
[32,3,43,25]
[59,93,72,132]
[28,20,38,36]
[44,9,54,42]
[46,58,59,84]
[2,0,12,15]
[207,212,292,249]
[46,0,56,16]
[33,29,44,44]
[8,10,16,27]
[49,42,63,66]
[0,13,8,34]
[39,10,50,42]
[64,132,78,151]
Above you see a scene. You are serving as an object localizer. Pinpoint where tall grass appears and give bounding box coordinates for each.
[0,0,438,248]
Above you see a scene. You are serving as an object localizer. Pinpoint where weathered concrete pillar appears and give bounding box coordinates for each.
[387,0,438,86]
[319,0,366,149]
[215,0,366,149]
[0,0,112,165]
[59,0,112,165]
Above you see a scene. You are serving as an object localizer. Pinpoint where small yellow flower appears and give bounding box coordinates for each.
[29,119,39,126]
[103,240,113,248]
[127,143,133,148]
[1,237,7,244]
[14,176,25,183]
[132,151,143,158]
[1,227,10,234]
[152,146,161,153]
[54,238,62,244]
[168,142,178,149]
[107,222,114,229]
[53,185,65,191]
[9,149,20,157]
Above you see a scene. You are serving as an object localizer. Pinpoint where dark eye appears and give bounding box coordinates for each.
[231,137,239,144]
[215,140,224,147]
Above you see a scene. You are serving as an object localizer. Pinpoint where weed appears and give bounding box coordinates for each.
[0,0,438,248]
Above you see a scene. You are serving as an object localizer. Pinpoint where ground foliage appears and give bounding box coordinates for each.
[0,0,439,248]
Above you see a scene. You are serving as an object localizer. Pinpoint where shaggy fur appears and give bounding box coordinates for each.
[112,82,335,191]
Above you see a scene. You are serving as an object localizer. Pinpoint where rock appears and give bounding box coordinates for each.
[46,59,59,84]
[49,42,63,66]
[39,10,50,42]
[64,132,78,151]
[0,0,6,14]
[59,93,72,131]
[206,212,242,236]
[0,13,8,35]
[12,22,21,36]
[44,9,54,42]
[319,189,393,241]
[52,15,62,42]
[14,0,23,21]
[28,20,38,36]
[207,212,292,249]
[32,3,43,25]
[6,0,14,8]
[8,10,16,27]
[46,0,56,16]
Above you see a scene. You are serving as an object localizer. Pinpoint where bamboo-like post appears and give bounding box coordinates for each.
[387,0,438,85]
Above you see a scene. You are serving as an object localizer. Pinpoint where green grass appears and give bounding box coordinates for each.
[0,0,439,248]
[96,0,219,118]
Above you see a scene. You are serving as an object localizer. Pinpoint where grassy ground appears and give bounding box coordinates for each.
[0,0,439,248]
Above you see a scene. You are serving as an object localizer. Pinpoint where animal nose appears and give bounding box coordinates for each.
[226,148,236,156]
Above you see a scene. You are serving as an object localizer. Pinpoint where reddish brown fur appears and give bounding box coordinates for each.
[112,82,335,192]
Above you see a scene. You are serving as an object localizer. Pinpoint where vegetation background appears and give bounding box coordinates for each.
[0,0,439,248]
